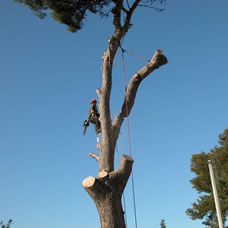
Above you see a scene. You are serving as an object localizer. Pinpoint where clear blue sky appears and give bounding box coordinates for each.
[1,1,228,228]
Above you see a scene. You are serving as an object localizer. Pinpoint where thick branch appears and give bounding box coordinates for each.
[98,53,114,172]
[83,155,133,201]
[112,0,123,32]
[98,1,124,172]
[82,176,111,200]
[112,50,168,145]
[109,155,134,193]
[98,0,144,172]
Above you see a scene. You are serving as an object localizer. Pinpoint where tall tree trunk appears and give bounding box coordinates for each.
[83,155,133,228]
[82,1,168,228]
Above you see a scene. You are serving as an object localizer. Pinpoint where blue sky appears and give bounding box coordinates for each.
[1,0,228,228]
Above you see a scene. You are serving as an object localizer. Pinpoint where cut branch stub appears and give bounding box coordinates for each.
[109,154,134,193]
[83,155,133,200]
[150,49,168,68]
[82,176,111,200]
[112,49,168,146]
[98,170,109,182]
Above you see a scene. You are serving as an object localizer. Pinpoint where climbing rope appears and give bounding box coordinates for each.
[119,36,151,63]
[121,48,138,228]
[121,47,151,63]
[113,39,150,228]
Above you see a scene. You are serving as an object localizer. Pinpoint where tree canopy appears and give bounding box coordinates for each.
[14,0,165,32]
[186,128,228,227]
[15,0,113,32]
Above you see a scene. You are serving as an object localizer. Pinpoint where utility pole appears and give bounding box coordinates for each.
[208,160,224,228]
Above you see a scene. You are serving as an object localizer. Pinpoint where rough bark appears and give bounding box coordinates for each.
[83,1,168,228]
[97,0,143,173]
[83,155,133,228]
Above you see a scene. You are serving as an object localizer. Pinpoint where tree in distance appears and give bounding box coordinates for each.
[186,128,228,227]
[0,219,13,228]
[160,218,166,228]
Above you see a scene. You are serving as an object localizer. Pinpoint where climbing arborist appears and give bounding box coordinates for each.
[83,99,101,135]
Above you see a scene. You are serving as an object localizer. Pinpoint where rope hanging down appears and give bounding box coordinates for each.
[121,48,138,228]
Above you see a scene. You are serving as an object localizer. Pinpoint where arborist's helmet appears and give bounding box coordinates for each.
[90,99,97,104]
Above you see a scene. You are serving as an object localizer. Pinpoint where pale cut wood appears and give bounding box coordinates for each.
[82,176,95,188]
[82,176,111,200]
[98,170,109,180]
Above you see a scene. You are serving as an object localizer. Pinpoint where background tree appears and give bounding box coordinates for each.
[186,128,228,227]
[0,219,13,228]
[160,218,166,228]
[14,1,168,228]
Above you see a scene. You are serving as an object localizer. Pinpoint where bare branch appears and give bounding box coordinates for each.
[112,49,168,145]
[138,4,165,12]
[121,6,129,14]
[89,152,100,161]
[126,0,130,9]
[82,176,111,200]
[122,0,141,34]
[112,0,124,32]
[98,0,165,173]
[109,155,134,193]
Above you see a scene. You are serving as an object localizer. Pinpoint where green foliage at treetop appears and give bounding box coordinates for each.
[14,0,112,32]
[186,128,228,227]
[14,0,166,32]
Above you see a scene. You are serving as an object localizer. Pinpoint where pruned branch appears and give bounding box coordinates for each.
[82,176,111,200]
[98,0,167,174]
[112,49,168,145]
[98,50,114,172]
[89,152,100,161]
[98,170,109,180]
[97,0,144,173]
[83,155,133,200]
[109,155,134,192]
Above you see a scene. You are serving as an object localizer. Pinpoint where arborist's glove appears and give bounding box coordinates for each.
[83,120,89,127]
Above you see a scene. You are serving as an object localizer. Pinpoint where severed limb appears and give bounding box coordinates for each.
[112,49,168,146]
